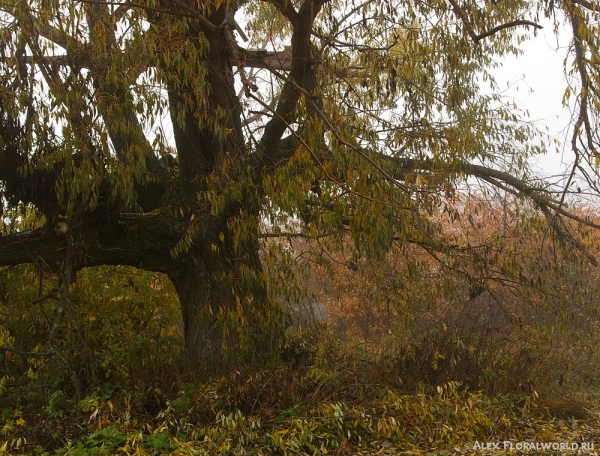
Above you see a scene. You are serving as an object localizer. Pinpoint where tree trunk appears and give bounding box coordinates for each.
[155,25,284,374]
[168,229,281,376]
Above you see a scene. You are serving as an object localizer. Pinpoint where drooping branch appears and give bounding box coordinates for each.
[384,156,600,264]
[569,11,597,158]
[235,43,600,266]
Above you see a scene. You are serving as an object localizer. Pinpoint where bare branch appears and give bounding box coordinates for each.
[446,0,480,42]
[475,20,542,42]
[447,0,542,44]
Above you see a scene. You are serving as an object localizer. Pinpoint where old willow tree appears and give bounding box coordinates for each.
[0,0,599,375]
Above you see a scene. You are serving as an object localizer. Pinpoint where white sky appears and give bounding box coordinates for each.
[490,18,574,179]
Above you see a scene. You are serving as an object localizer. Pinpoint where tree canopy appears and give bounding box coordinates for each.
[1,0,600,374]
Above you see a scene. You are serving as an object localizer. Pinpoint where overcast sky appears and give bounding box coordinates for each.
[490,18,573,178]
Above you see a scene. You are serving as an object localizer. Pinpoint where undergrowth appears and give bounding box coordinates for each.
[1,261,600,455]
[1,330,599,455]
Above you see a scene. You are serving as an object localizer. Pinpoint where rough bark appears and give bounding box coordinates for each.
[169,231,279,375]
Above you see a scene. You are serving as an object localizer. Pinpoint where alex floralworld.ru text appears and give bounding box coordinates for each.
[473,441,595,452]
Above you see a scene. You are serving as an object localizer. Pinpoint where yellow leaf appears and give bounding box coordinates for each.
[15,418,25,426]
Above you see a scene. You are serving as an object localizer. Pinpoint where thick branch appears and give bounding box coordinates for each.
[270,0,301,29]
[234,48,325,73]
[0,229,63,268]
[74,0,220,31]
[0,346,53,358]
[258,3,325,167]
[570,0,600,11]
[18,48,322,73]
[0,213,186,273]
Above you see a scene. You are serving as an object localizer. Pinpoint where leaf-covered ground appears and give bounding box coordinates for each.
[3,366,599,456]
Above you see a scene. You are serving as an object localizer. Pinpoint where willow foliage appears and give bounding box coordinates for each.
[0,0,599,372]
